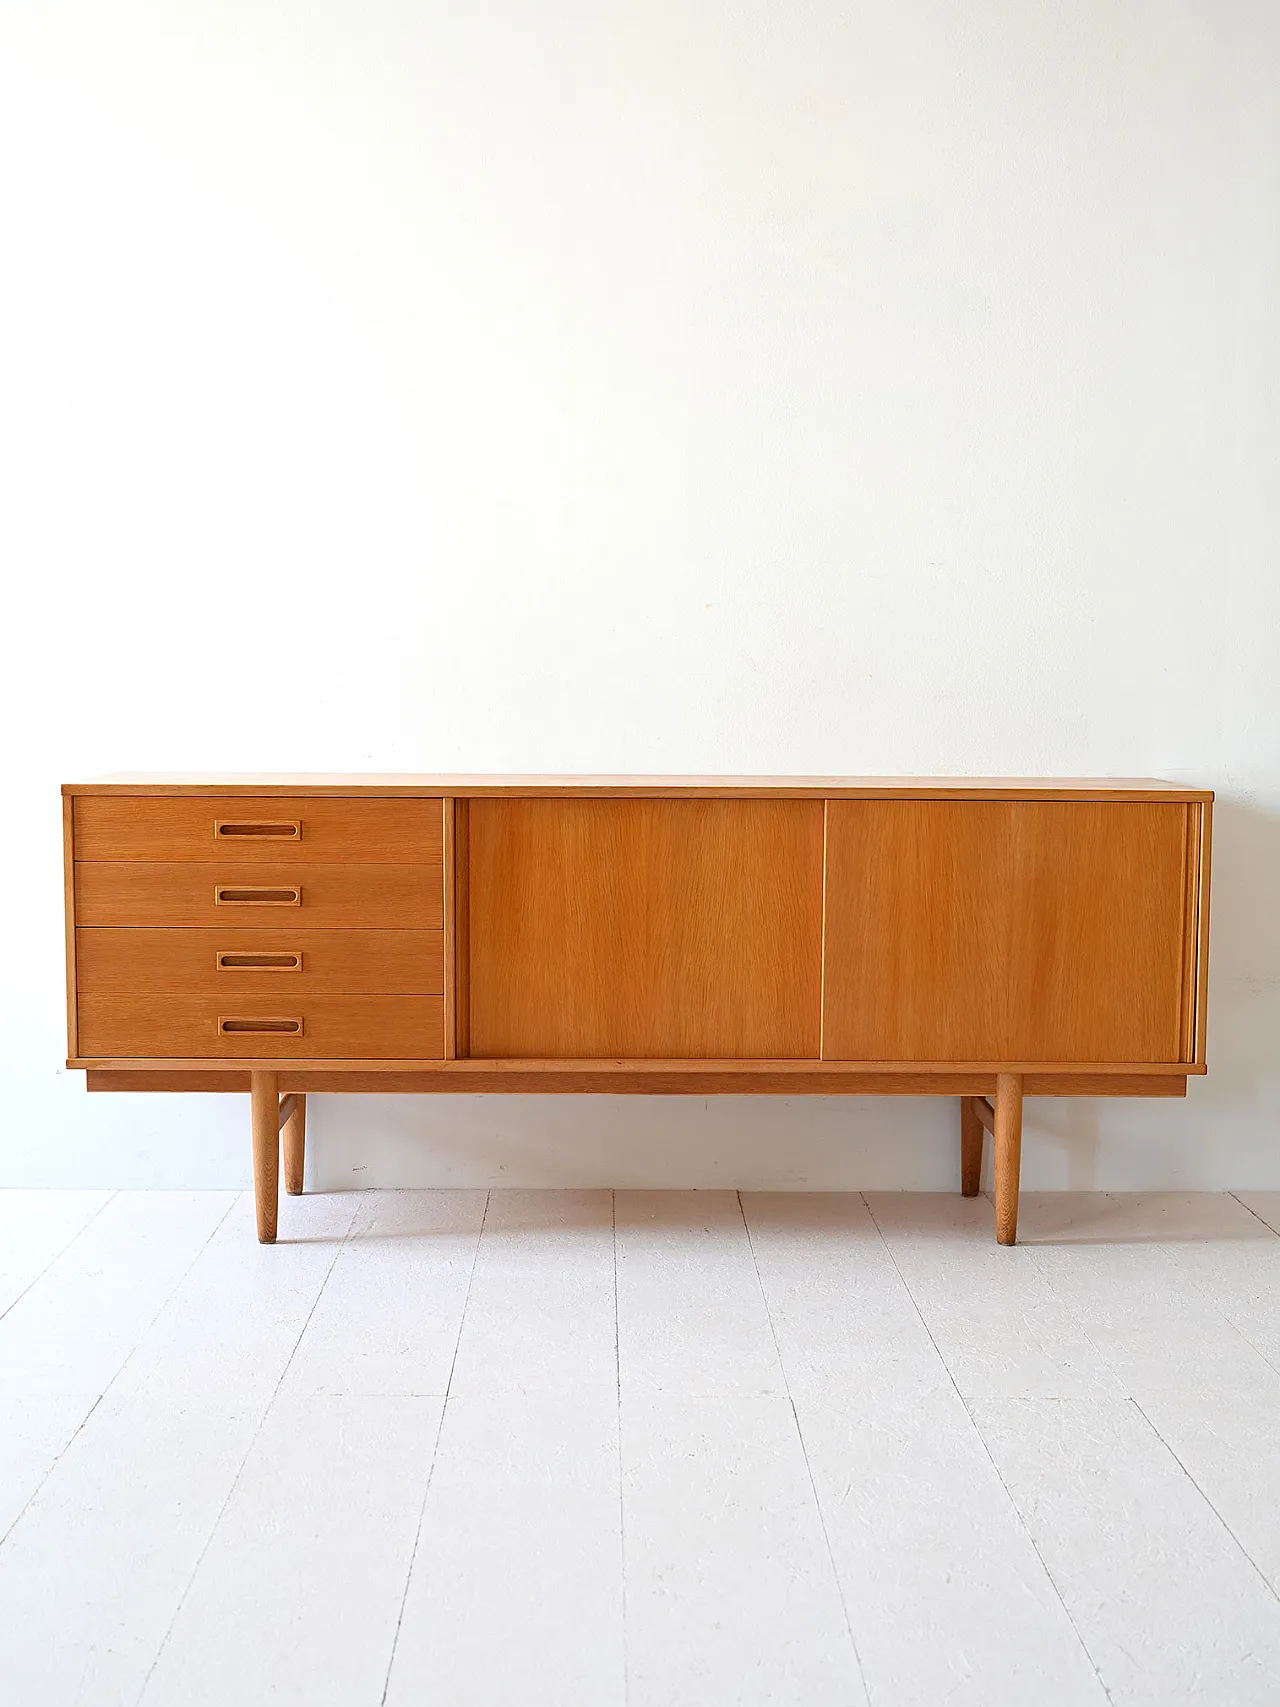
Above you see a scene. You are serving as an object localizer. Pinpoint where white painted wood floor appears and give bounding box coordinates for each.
[4,1189,1280,1705]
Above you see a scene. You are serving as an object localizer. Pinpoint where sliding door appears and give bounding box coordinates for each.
[822,800,1193,1063]
[466,799,824,1058]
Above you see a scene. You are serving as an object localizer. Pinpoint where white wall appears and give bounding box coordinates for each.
[1,0,1276,1192]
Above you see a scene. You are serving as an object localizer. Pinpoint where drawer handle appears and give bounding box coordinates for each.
[215,886,301,906]
[219,1016,303,1035]
[217,951,303,972]
[215,820,301,840]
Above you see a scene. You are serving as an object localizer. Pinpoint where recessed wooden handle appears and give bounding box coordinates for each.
[214,886,301,906]
[217,951,303,972]
[215,820,301,840]
[219,1016,303,1035]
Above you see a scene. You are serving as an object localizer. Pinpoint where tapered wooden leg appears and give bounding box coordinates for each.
[251,1070,280,1244]
[993,1072,1024,1246]
[960,1097,983,1196]
[282,1093,306,1195]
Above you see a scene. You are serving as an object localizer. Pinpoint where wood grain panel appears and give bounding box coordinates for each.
[76,929,443,995]
[822,801,1190,1064]
[1179,804,1202,1065]
[73,796,443,862]
[1195,799,1213,1066]
[64,775,1215,801]
[78,994,444,1059]
[467,799,824,1058]
[63,795,77,1060]
[454,800,470,1058]
[75,863,442,929]
[442,799,456,1056]
[82,1067,1189,1096]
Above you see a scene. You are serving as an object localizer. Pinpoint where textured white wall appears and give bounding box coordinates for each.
[1,0,1276,1190]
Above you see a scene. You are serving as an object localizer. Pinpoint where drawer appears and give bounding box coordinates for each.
[73,796,443,864]
[76,929,444,996]
[75,863,443,929]
[78,994,445,1059]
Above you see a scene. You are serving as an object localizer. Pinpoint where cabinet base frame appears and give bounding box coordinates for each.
[83,1065,1186,1248]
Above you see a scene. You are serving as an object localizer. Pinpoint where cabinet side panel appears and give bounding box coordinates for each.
[1195,800,1212,1066]
[64,795,78,1060]
[1178,804,1200,1064]
[442,798,456,1057]
[454,800,470,1059]
[823,800,1188,1063]
[467,799,824,1059]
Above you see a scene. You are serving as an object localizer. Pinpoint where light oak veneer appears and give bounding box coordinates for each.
[822,800,1190,1063]
[466,798,824,1059]
[62,776,1213,1247]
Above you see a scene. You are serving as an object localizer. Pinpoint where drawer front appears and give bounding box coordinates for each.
[76,929,443,996]
[75,863,443,929]
[78,994,444,1059]
[74,796,444,864]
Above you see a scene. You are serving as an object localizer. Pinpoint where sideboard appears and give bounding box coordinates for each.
[62,776,1212,1245]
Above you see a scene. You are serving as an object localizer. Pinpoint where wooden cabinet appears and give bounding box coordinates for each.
[69,793,446,1071]
[62,777,1212,1246]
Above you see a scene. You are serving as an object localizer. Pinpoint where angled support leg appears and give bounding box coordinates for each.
[993,1072,1024,1247]
[282,1092,306,1195]
[959,1097,984,1196]
[251,1070,280,1244]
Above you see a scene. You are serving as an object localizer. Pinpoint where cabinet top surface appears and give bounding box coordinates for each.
[63,774,1214,801]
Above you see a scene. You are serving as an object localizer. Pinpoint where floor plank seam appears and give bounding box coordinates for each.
[1131,1395,1280,1612]
[9,1191,1280,1705]
[736,1191,872,1707]
[613,1188,630,1707]
[859,1193,1117,1707]
[0,1191,236,1558]
[0,1190,118,1329]
[378,1188,491,1707]
[132,1190,359,1707]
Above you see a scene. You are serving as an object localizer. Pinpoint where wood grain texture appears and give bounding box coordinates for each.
[1195,800,1213,1066]
[994,1072,1024,1245]
[442,798,456,1057]
[250,1070,279,1243]
[819,801,829,1060]
[282,1093,306,1194]
[75,929,443,995]
[1179,804,1202,1065]
[84,1068,1191,1096]
[822,801,1190,1064]
[63,775,1215,801]
[467,798,824,1059]
[63,795,78,1060]
[454,800,470,1059]
[77,994,444,1059]
[960,1097,983,1195]
[74,863,443,929]
[73,795,443,862]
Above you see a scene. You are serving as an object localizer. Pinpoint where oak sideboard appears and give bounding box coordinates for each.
[62,776,1212,1245]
